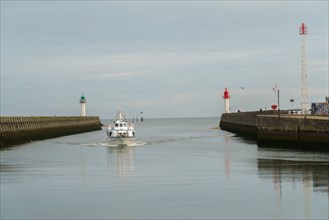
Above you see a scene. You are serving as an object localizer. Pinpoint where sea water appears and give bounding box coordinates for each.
[1,117,328,219]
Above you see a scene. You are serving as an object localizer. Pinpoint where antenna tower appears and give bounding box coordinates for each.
[299,23,308,114]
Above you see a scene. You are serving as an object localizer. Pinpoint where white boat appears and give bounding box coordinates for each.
[106,109,135,146]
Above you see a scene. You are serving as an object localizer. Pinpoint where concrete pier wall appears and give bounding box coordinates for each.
[256,115,329,150]
[219,111,258,138]
[0,116,102,148]
[220,112,329,151]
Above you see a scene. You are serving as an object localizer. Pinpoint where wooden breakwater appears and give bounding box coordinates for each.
[220,111,329,151]
[0,116,102,148]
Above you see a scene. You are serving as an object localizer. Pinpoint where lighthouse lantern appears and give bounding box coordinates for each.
[79,94,86,116]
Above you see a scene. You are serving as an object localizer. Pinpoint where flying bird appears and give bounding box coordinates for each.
[239,86,245,90]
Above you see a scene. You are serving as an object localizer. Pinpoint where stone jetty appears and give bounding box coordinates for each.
[0,116,102,148]
[220,111,329,151]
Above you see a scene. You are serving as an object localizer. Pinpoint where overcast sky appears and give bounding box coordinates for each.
[1,1,328,118]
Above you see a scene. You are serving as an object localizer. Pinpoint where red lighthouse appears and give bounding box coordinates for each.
[223,88,230,113]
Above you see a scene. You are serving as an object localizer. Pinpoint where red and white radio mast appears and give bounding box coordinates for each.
[299,23,309,114]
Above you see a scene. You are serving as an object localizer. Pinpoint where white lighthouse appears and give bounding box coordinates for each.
[79,94,86,116]
[223,88,230,113]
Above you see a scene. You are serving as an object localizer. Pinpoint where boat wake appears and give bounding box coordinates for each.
[83,134,219,148]
[83,141,146,148]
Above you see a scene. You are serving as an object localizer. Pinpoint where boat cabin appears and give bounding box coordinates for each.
[114,122,128,128]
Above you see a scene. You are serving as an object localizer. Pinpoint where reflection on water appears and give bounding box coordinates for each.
[258,158,329,193]
[224,133,233,178]
[106,146,135,177]
[222,130,329,220]
[258,158,329,220]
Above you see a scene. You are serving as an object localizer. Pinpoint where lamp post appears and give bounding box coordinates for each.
[277,90,280,110]
[290,99,294,109]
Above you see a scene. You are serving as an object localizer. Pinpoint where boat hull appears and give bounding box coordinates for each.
[108,137,135,146]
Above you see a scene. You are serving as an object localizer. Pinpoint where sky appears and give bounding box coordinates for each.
[1,0,328,118]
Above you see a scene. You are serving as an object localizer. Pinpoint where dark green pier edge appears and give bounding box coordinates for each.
[220,111,329,151]
[0,116,102,148]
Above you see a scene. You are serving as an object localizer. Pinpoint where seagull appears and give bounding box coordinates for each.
[239,86,245,90]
